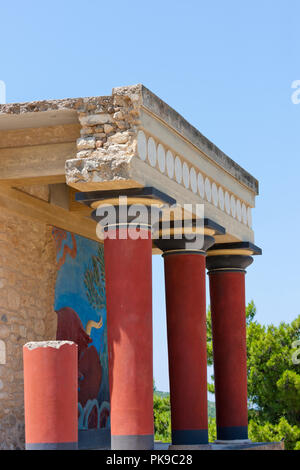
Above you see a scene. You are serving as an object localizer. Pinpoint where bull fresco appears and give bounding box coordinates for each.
[52,228,110,432]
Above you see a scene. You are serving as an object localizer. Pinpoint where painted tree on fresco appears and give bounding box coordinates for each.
[83,244,110,405]
[84,244,106,310]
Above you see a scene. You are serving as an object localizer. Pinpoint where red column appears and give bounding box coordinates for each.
[164,251,208,445]
[104,226,154,450]
[207,256,252,441]
[23,341,78,450]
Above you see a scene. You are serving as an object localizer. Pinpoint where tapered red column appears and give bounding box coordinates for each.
[75,186,176,450]
[206,248,258,441]
[164,250,209,445]
[155,219,225,446]
[104,226,154,450]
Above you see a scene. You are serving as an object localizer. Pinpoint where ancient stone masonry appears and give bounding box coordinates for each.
[0,86,145,192]
[0,83,265,450]
[0,84,258,243]
[66,85,143,190]
[0,206,57,449]
[63,85,258,243]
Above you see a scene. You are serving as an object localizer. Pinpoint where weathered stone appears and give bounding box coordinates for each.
[104,124,114,134]
[76,136,96,150]
[0,325,10,339]
[94,125,104,133]
[77,149,94,159]
[0,209,57,449]
[65,150,137,187]
[80,126,94,135]
[1,413,17,427]
[79,113,113,126]
[116,120,128,129]
[33,319,45,336]
[113,110,126,120]
[93,132,106,139]
[108,131,130,144]
[7,290,20,311]
[19,326,26,338]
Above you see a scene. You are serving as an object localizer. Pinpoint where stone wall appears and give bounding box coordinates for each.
[0,204,57,449]
[66,86,141,189]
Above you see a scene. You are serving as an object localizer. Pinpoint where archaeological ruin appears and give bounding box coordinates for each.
[0,84,270,450]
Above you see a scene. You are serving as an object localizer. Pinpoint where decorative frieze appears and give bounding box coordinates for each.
[137,129,252,228]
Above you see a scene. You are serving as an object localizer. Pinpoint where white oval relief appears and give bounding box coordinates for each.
[247,207,252,227]
[212,182,218,207]
[157,143,166,173]
[190,167,197,194]
[137,130,147,161]
[147,137,157,167]
[225,191,231,214]
[182,162,190,189]
[175,156,182,184]
[205,177,212,202]
[236,199,242,222]
[166,150,174,179]
[218,187,224,211]
[242,203,247,225]
[198,173,205,198]
[230,195,236,218]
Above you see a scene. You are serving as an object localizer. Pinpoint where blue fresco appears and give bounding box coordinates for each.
[52,228,110,431]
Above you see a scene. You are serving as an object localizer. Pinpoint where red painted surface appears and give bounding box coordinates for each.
[104,227,153,436]
[164,253,208,432]
[23,342,78,444]
[208,271,248,429]
[56,307,91,357]
[56,307,102,410]
[78,345,102,408]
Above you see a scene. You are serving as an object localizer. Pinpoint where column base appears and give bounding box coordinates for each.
[26,441,78,450]
[172,429,208,445]
[168,441,284,450]
[217,425,248,440]
[215,439,251,445]
[111,434,154,450]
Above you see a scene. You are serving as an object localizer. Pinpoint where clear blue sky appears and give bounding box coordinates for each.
[1,1,299,392]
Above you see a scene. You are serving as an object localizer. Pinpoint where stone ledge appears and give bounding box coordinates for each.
[168,441,284,450]
[0,84,259,195]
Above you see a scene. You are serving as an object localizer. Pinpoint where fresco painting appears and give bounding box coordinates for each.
[52,228,110,431]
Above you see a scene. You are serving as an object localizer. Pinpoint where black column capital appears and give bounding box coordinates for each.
[75,186,176,231]
[154,218,225,255]
[206,242,262,273]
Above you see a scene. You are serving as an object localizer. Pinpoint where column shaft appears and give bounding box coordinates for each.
[164,252,208,445]
[104,227,154,450]
[209,271,248,440]
[23,341,78,450]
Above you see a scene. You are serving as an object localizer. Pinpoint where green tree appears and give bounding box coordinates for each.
[153,394,171,442]
[248,417,300,450]
[154,305,300,448]
[247,315,300,427]
[208,417,217,442]
[207,301,300,449]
